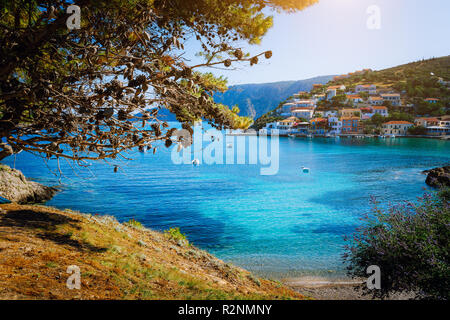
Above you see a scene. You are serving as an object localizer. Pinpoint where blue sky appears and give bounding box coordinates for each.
[190,0,450,85]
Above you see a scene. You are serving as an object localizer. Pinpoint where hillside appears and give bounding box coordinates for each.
[329,56,450,103]
[0,202,305,300]
[213,75,334,119]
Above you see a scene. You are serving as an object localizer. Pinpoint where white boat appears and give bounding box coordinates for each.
[192,159,200,166]
[226,143,233,148]
[301,166,310,173]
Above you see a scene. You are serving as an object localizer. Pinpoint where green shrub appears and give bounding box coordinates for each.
[343,189,449,300]
[164,227,188,244]
[127,218,143,229]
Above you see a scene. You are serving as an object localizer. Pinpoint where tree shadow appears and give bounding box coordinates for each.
[0,209,107,253]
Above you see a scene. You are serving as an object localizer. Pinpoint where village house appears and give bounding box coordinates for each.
[263,117,300,135]
[346,94,363,105]
[424,98,440,104]
[327,116,342,135]
[291,108,314,120]
[371,106,389,117]
[382,121,413,136]
[414,117,440,127]
[328,85,346,91]
[360,107,374,120]
[326,88,337,101]
[381,93,401,106]
[339,108,361,118]
[369,96,384,105]
[341,117,359,134]
[355,84,377,95]
[309,118,328,135]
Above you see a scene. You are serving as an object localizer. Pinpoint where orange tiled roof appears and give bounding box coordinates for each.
[370,97,383,100]
[381,94,400,97]
[372,106,387,110]
[384,121,413,125]
[310,117,327,122]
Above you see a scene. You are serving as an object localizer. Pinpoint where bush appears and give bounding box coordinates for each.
[408,125,427,135]
[343,190,449,300]
[127,218,143,229]
[164,227,189,244]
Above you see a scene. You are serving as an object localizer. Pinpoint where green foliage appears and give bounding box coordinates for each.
[1,0,319,162]
[408,125,427,135]
[127,219,143,229]
[164,227,189,244]
[344,190,450,300]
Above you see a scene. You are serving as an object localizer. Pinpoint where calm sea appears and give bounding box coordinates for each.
[4,134,449,278]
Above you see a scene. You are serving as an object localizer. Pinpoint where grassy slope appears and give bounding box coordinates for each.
[329,56,450,94]
[0,203,305,300]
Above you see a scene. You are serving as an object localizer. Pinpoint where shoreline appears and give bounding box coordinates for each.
[227,132,449,140]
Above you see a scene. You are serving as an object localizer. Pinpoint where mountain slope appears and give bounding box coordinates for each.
[213,75,335,119]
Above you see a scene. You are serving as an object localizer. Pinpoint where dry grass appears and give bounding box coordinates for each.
[0,203,305,300]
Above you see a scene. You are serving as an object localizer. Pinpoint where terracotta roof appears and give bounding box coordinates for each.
[384,121,413,125]
[381,94,400,97]
[370,97,383,100]
[425,98,440,101]
[341,117,360,121]
[310,118,327,122]
[372,106,387,110]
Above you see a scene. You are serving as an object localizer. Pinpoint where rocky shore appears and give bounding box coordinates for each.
[0,164,58,204]
[423,166,450,188]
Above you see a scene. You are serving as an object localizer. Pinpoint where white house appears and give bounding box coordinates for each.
[382,121,413,136]
[381,93,401,106]
[264,117,300,135]
[328,116,342,135]
[371,106,389,117]
[346,95,363,105]
[291,108,314,120]
[326,89,337,101]
[369,96,384,105]
[355,84,377,95]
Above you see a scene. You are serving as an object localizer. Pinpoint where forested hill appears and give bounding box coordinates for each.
[213,75,334,119]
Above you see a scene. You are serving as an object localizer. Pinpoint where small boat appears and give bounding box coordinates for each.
[226,143,233,148]
[301,166,310,173]
[192,159,200,166]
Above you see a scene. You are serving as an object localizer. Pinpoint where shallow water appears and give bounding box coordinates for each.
[4,135,449,278]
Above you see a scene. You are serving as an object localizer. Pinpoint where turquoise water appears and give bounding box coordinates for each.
[3,136,449,278]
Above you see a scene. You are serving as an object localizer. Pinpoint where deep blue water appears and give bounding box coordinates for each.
[3,135,449,278]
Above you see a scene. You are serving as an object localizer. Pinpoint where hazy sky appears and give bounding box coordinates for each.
[190,0,450,85]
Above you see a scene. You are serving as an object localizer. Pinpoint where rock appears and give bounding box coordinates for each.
[423,166,450,188]
[0,165,58,203]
